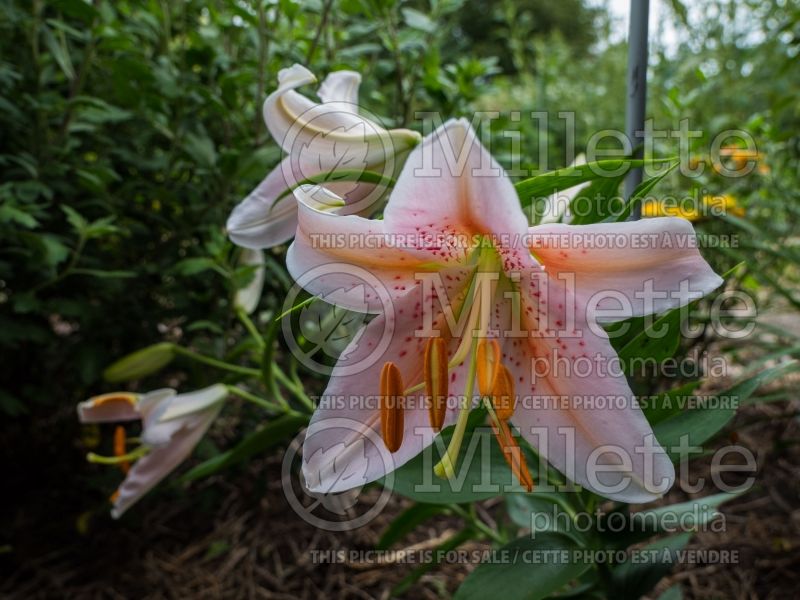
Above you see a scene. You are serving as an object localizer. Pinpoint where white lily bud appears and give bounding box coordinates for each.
[234,248,266,314]
[226,64,421,250]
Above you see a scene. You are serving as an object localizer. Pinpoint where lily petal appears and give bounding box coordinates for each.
[77,392,141,423]
[383,118,530,257]
[111,397,223,518]
[155,383,228,424]
[227,156,304,249]
[263,64,420,172]
[505,268,674,502]
[529,217,724,322]
[317,70,361,107]
[302,286,474,494]
[234,248,266,314]
[286,185,459,312]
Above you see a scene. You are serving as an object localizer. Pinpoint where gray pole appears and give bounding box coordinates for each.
[624,0,650,219]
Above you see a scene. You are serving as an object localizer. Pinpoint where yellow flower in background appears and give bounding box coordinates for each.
[641,200,701,221]
[716,146,767,174]
[687,155,707,171]
[719,146,760,169]
[686,147,768,175]
[642,194,744,222]
[701,194,745,218]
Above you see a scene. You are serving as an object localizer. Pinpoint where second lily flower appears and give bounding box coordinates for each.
[227,64,421,249]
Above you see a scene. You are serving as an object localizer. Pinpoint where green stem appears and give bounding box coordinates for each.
[273,366,314,412]
[227,385,284,413]
[451,505,504,544]
[236,307,266,351]
[173,346,260,377]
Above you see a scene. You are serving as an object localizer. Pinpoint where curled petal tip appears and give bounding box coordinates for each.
[277,64,317,87]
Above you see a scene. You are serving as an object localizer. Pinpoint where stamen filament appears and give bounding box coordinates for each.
[449,290,483,368]
[87,446,149,465]
[484,398,534,491]
[434,336,478,479]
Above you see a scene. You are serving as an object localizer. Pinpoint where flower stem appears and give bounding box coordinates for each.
[273,367,315,412]
[226,385,285,413]
[173,346,261,377]
[451,505,504,544]
[236,307,266,351]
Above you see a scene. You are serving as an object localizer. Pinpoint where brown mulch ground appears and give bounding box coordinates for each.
[2,394,799,599]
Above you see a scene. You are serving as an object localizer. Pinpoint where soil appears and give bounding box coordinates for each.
[2,394,799,599]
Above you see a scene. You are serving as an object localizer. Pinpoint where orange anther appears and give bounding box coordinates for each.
[424,338,449,431]
[476,338,501,397]
[491,418,534,492]
[380,362,405,453]
[113,426,130,474]
[491,365,516,421]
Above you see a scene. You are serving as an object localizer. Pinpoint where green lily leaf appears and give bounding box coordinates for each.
[180,412,308,482]
[454,532,592,600]
[384,411,539,503]
[601,489,746,549]
[377,503,450,550]
[515,158,676,210]
[609,533,692,600]
[655,361,800,460]
[613,161,680,222]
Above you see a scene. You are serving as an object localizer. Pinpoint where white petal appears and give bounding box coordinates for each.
[383,118,530,245]
[262,64,420,172]
[317,70,361,107]
[234,248,266,314]
[529,217,724,322]
[156,384,228,424]
[226,156,302,249]
[111,399,223,518]
[77,392,141,423]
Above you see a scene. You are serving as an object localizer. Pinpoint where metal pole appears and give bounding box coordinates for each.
[624,0,650,219]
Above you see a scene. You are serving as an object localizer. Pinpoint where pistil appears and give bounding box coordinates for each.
[87,445,149,465]
[433,336,478,479]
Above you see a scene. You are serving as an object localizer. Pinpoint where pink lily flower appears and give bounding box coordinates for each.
[78,385,227,517]
[227,64,421,249]
[288,119,723,503]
